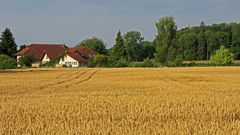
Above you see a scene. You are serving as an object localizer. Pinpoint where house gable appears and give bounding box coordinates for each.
[41,53,50,64]
[59,54,80,67]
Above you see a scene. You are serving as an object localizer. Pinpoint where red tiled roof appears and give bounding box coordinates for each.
[15,44,96,63]
[16,44,68,61]
[67,52,88,63]
[15,47,30,56]
[73,46,97,55]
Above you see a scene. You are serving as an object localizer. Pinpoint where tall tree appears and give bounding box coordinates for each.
[230,23,240,59]
[124,31,144,61]
[178,33,198,61]
[214,31,231,48]
[205,30,216,59]
[76,37,107,55]
[0,28,17,58]
[111,31,126,60]
[155,16,177,64]
[197,21,207,60]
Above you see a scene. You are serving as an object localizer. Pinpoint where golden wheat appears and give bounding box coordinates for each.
[0,67,240,134]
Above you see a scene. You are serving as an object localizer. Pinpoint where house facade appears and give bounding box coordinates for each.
[16,44,97,67]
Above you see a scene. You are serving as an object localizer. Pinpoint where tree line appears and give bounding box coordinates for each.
[0,16,239,68]
[79,16,240,67]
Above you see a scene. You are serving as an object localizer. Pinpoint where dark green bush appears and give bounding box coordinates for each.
[0,55,16,69]
[115,58,128,67]
[62,64,68,68]
[143,58,154,67]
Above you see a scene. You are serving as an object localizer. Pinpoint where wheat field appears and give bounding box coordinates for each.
[0,67,240,134]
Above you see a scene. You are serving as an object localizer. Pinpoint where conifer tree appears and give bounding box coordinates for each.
[112,31,126,60]
[0,28,17,58]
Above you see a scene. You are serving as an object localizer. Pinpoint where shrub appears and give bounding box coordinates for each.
[18,55,35,67]
[0,55,16,69]
[128,62,144,67]
[87,55,129,68]
[87,58,97,67]
[210,45,234,66]
[87,54,108,67]
[143,58,154,67]
[115,58,128,67]
[166,55,183,67]
[62,64,68,68]
[94,54,108,67]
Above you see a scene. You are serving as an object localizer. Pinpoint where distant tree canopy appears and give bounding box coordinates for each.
[19,44,27,51]
[177,22,240,61]
[154,16,181,65]
[141,41,155,59]
[124,31,144,61]
[0,28,17,58]
[111,31,126,60]
[76,37,107,55]
[85,17,240,67]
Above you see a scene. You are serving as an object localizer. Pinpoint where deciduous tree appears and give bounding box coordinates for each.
[76,37,107,55]
[124,31,144,61]
[155,16,177,64]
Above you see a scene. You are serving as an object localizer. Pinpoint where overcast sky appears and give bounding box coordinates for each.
[0,0,239,48]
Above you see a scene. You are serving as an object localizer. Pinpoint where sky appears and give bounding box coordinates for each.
[0,0,240,48]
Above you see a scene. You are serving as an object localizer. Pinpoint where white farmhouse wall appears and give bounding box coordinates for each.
[59,55,79,67]
[17,56,21,67]
[42,54,50,64]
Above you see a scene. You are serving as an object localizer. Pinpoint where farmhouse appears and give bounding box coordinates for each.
[16,44,97,67]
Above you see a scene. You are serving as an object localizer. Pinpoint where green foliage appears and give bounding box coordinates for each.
[143,58,154,67]
[87,54,128,68]
[197,32,207,60]
[41,55,64,67]
[77,37,107,54]
[93,54,108,67]
[141,41,155,59]
[115,58,128,67]
[18,55,35,67]
[87,58,96,68]
[178,33,198,60]
[210,45,234,65]
[0,28,17,58]
[166,55,183,67]
[124,31,144,61]
[112,31,126,60]
[19,45,27,51]
[230,23,240,59]
[155,16,177,64]
[197,22,207,60]
[205,30,216,59]
[177,22,240,61]
[62,64,68,68]
[128,59,158,67]
[87,54,108,67]
[0,54,16,69]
